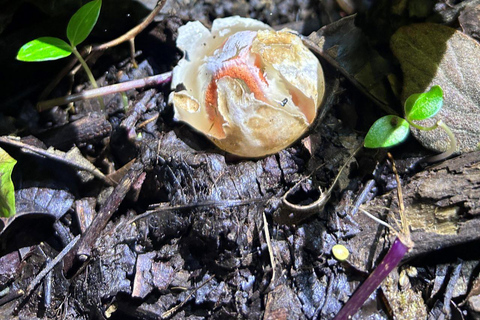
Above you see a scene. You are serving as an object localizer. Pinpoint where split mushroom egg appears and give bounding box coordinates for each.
[169,16,325,157]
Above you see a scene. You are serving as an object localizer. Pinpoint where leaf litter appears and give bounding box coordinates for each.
[1,1,480,319]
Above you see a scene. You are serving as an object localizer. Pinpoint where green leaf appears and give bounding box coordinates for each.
[0,147,17,218]
[16,37,72,62]
[404,85,443,121]
[364,115,410,148]
[67,0,102,47]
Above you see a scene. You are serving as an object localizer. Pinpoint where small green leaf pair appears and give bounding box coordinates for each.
[16,0,102,62]
[364,86,444,148]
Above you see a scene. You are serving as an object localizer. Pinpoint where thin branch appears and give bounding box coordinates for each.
[282,143,362,214]
[13,235,79,315]
[387,153,411,242]
[24,235,80,297]
[93,0,167,51]
[349,179,376,216]
[263,211,276,285]
[358,208,395,231]
[0,136,110,184]
[161,275,215,319]
[37,71,172,110]
[74,163,143,259]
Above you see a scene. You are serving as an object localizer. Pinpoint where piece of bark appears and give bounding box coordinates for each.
[264,283,304,320]
[75,198,96,233]
[459,2,480,40]
[343,151,480,272]
[402,151,480,258]
[0,251,20,287]
[132,252,156,299]
[39,113,112,150]
[120,89,156,141]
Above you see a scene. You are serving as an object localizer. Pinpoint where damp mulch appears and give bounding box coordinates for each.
[1,1,480,319]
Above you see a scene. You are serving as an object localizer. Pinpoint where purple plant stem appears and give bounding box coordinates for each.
[333,237,410,320]
[37,71,172,110]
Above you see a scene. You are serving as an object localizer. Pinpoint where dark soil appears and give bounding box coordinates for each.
[1,0,480,319]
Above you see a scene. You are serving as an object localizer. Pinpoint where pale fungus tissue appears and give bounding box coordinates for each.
[332,244,349,261]
[169,16,325,157]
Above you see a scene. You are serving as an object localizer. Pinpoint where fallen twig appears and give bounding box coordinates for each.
[93,0,167,51]
[63,162,144,272]
[12,235,80,314]
[161,275,215,319]
[0,136,110,184]
[442,260,463,319]
[279,144,362,224]
[37,71,172,110]
[25,235,80,297]
[263,211,277,285]
[0,289,24,307]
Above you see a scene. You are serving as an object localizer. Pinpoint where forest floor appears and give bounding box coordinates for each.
[0,0,480,319]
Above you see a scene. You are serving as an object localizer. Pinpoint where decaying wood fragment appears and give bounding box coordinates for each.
[403,151,480,258]
[348,151,480,269]
[39,113,112,150]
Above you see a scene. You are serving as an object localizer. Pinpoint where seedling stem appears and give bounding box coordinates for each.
[71,47,98,89]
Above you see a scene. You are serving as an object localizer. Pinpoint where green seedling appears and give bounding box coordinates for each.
[0,147,17,218]
[336,86,457,319]
[17,0,102,92]
[364,85,457,161]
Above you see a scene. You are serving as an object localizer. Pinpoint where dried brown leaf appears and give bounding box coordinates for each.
[391,23,480,153]
[306,15,399,115]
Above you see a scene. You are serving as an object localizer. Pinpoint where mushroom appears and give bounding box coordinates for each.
[169,16,325,157]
